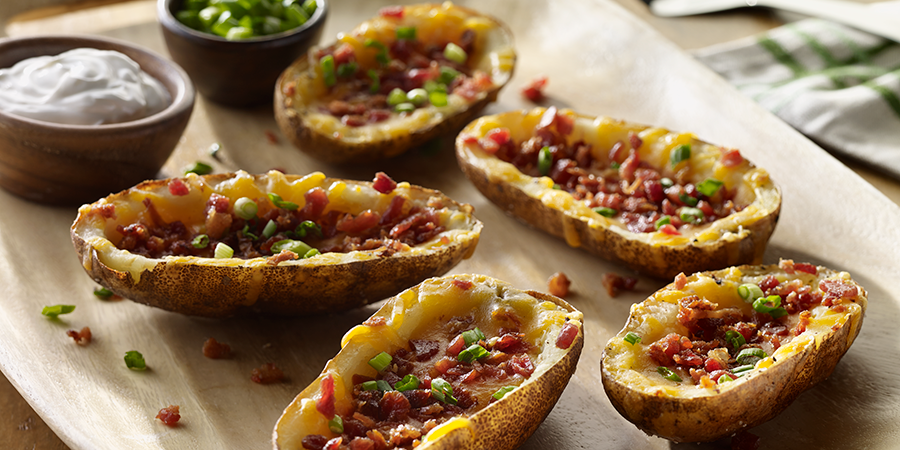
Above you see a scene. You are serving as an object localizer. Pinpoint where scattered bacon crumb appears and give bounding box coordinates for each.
[379,5,404,18]
[251,363,284,384]
[266,249,298,265]
[521,74,548,102]
[674,272,688,290]
[720,148,745,168]
[373,172,397,194]
[601,272,638,298]
[547,272,571,297]
[452,279,473,291]
[202,337,232,359]
[156,405,181,427]
[659,224,680,235]
[265,130,279,144]
[90,203,116,219]
[778,259,796,274]
[168,178,190,196]
[730,430,761,450]
[555,322,579,349]
[363,316,387,327]
[66,327,92,346]
[316,374,336,418]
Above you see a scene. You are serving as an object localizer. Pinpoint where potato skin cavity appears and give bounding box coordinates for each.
[70,171,482,317]
[600,264,867,442]
[274,3,516,164]
[273,274,584,450]
[455,108,782,279]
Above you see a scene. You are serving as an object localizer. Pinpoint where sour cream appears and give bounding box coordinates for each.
[0,48,170,125]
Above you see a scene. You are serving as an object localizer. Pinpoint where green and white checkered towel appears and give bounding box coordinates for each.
[695,18,900,178]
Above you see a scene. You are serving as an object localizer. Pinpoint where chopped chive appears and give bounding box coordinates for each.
[657,366,682,382]
[295,220,322,238]
[396,26,416,40]
[367,69,380,93]
[736,347,767,366]
[731,364,755,375]
[430,378,457,405]
[679,193,699,207]
[737,283,764,303]
[319,55,336,87]
[753,295,788,318]
[438,66,460,85]
[376,379,392,392]
[697,178,724,197]
[303,248,320,259]
[407,88,428,106]
[262,220,277,238]
[492,386,516,401]
[718,374,734,384]
[337,61,358,77]
[301,0,316,17]
[623,332,641,345]
[538,146,553,176]
[443,42,467,64]
[593,207,617,218]
[234,197,258,220]
[361,380,378,391]
[660,177,674,188]
[267,193,299,210]
[387,88,408,106]
[41,304,75,318]
[670,144,691,167]
[679,207,704,224]
[725,329,746,350]
[457,344,489,363]
[654,216,671,229]
[552,184,562,190]
[192,234,209,249]
[328,415,343,434]
[461,328,485,346]
[423,80,446,94]
[610,162,621,170]
[241,224,258,240]
[429,90,448,107]
[184,161,213,175]
[93,287,114,300]
[394,374,420,392]
[368,351,392,372]
[271,239,311,256]
[364,39,388,65]
[214,242,234,259]
[124,350,146,370]
[395,102,415,113]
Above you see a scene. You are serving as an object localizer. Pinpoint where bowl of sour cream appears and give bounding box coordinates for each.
[0,35,194,205]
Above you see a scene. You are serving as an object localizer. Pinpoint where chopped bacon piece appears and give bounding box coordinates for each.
[333,43,356,65]
[316,374,336,418]
[410,339,440,361]
[434,356,458,374]
[659,224,680,235]
[66,327,92,346]
[363,316,388,327]
[452,279,473,290]
[460,134,479,145]
[555,322,579,349]
[648,333,692,366]
[447,335,466,357]
[251,363,284,384]
[720,148,744,168]
[168,178,190,196]
[601,272,638,298]
[629,132,643,150]
[674,273,688,290]
[378,5,404,18]
[794,263,818,275]
[521,75,548,102]
[299,187,328,220]
[779,259,796,274]
[156,405,180,426]
[265,130,279,144]
[758,275,779,293]
[267,250,298,265]
[547,272,571,297]
[202,337,232,359]
[90,203,116,219]
[509,354,535,377]
[337,210,381,233]
[704,357,724,373]
[493,332,528,354]
[794,310,811,336]
[324,437,343,450]
[485,128,511,146]
[819,279,858,300]
[302,435,328,450]
[381,391,411,421]
[349,437,375,450]
[373,172,397,194]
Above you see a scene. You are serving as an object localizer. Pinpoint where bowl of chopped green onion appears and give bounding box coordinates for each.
[158,0,327,106]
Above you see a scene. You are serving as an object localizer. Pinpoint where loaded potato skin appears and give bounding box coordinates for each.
[70,171,481,317]
[455,108,781,279]
[600,263,867,442]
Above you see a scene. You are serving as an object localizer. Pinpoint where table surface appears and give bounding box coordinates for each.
[1,0,897,448]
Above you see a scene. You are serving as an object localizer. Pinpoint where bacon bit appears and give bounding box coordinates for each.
[168,178,190,196]
[315,374,336,418]
[452,279,473,290]
[202,337,232,359]
[731,430,761,450]
[629,132,643,150]
[674,273,688,290]
[555,322,579,349]
[363,316,388,327]
[720,148,745,168]
[324,437,343,450]
[794,263,818,275]
[447,335,466,357]
[521,74,548,102]
[509,354,535,377]
[601,272,638,298]
[337,210,381,234]
[284,82,296,97]
[66,327,92,346]
[366,430,388,449]
[251,363,284,384]
[779,259,796,274]
[264,130,279,144]
[819,279,858,300]
[647,333,693,366]
[349,437,375,450]
[300,187,329,220]
[434,356,458,374]
[302,435,328,450]
[460,134,479,145]
[266,249,298,265]
[90,203,116,219]
[758,275,779,293]
[547,272,571,297]
[659,223,680,235]
[156,405,180,427]
[372,172,397,194]
[379,5,404,18]
[704,357,723,373]
[410,339,440,361]
[794,310,811,336]
[699,374,716,389]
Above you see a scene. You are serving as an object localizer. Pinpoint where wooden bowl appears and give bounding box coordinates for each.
[0,35,194,206]
[158,0,328,107]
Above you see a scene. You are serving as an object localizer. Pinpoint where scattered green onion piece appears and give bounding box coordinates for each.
[395,102,415,113]
[295,220,322,238]
[657,366,682,382]
[192,234,210,249]
[660,177,674,188]
[211,11,239,37]
[737,283,764,303]
[267,193,299,210]
[361,380,378,391]
[552,184,562,190]
[407,88,428,106]
[93,287,114,300]
[262,220,277,238]
[328,415,343,434]
[623,332,641,345]
[396,26,416,40]
[492,386,516,401]
[429,90,448,107]
[367,69,380,93]
[285,4,309,26]
[696,178,724,197]
[731,364,755,375]
[214,242,234,259]
[439,66,460,85]
[387,88,408,106]
[124,350,146,370]
[752,295,787,318]
[725,330,746,350]
[376,380,393,392]
[718,374,734,384]
[430,378,457,405]
[184,161,213,175]
[443,42,467,64]
[234,197,258,220]
[301,0,317,17]
[208,142,221,159]
[303,248,320,259]
[670,144,691,167]
[457,344,489,363]
[610,162,621,170]
[41,304,75,318]
[593,207,617,218]
[364,39,389,65]
[461,328,485,346]
[225,26,254,40]
[679,207,704,224]
[423,80,446,94]
[319,55,336,87]
[679,193,699,207]
[271,239,311,256]
[177,10,203,30]
[538,146,553,176]
[394,374,420,392]
[337,61,358,77]
[736,347,768,365]
[368,351,392,372]
[654,216,671,229]
[241,224,258,240]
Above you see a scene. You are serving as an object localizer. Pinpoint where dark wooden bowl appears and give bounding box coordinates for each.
[0,35,195,206]
[157,0,328,107]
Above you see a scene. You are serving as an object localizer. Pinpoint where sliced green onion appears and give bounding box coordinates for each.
[234,197,258,220]
[337,61,358,77]
[538,146,553,176]
[736,347,767,365]
[657,366,682,382]
[184,161,213,175]
[679,193,699,207]
[367,69,380,93]
[285,3,309,26]
[93,287,114,300]
[552,184,562,190]
[430,378,457,405]
[731,364,755,375]
[328,415,343,434]
[737,283,764,303]
[660,177,674,188]
[396,26,416,40]
[725,330,746,350]
[267,193,299,210]
[670,144,691,167]
[241,224,258,240]
[457,344,489,363]
[654,216,671,229]
[407,88,428,106]
[443,42,467,64]
[753,295,788,318]
[295,220,322,238]
[192,234,210,249]
[610,162,621,170]
[262,220,277,238]
[124,350,146,370]
[423,80,446,93]
[394,374,420,392]
[225,26,253,40]
[439,66,460,85]
[271,239,311,256]
[718,374,734,384]
[361,380,378,391]
[319,55,336,87]
[41,304,75,318]
[376,379,393,392]
[593,207,617,218]
[679,207,704,224]
[623,332,641,345]
[395,102,415,113]
[429,90,448,107]
[364,39,388,65]
[303,248,320,259]
[461,328,485,346]
[387,88,408,106]
[368,351,392,372]
[696,178,724,197]
[214,242,234,259]
[492,386,516,401]
[301,0,317,17]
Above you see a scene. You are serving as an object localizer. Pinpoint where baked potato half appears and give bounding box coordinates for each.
[601,261,867,442]
[273,274,584,450]
[455,107,781,279]
[70,171,481,317]
[275,3,515,164]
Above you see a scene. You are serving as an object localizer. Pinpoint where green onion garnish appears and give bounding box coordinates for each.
[657,366,682,382]
[93,287,114,300]
[736,348,767,366]
[301,0,317,17]
[241,224,258,240]
[328,415,343,434]
[367,69,380,93]
[696,178,724,197]
[337,61,358,77]
[753,295,788,318]
[670,144,691,167]
[731,364,755,376]
[552,184,562,190]
[623,332,641,345]
[718,374,734,384]
[423,80,446,94]
[295,220,323,238]
[407,88,428,106]
[319,55,336,87]
[214,242,234,259]
[679,193,699,207]
[538,146,553,176]
[376,379,392,392]
[303,248,320,259]
[184,161,213,175]
[262,220,277,239]
[461,328,485,346]
[593,207,617,218]
[361,380,378,391]
[234,197,258,220]
[679,207,704,224]
[396,26,416,40]
[364,39,389,65]
[610,162,621,170]
[654,216,671,229]
[443,42,467,64]
[725,330,746,350]
[492,386,516,401]
[387,88,408,106]
[660,177,674,188]
[394,374,420,392]
[439,66,460,85]
[271,239,311,256]
[395,102,415,113]
[430,378,458,405]
[192,234,209,249]
[429,90,448,107]
[267,193,299,210]
[457,344,490,363]
[368,351,392,372]
[41,304,75,318]
[737,283,764,303]
[124,350,146,370]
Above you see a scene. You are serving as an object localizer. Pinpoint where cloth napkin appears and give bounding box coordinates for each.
[694,17,900,179]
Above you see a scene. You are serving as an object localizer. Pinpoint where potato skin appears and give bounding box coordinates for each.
[600,265,867,442]
[274,3,515,164]
[70,172,482,317]
[455,109,781,280]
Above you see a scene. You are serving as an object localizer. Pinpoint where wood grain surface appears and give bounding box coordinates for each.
[1,0,898,449]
